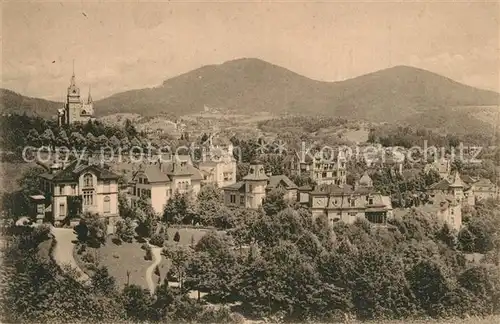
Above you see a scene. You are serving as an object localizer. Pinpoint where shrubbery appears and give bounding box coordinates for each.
[149,233,165,247]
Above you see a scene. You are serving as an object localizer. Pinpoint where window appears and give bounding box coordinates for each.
[104,196,110,213]
[83,174,93,187]
[37,204,44,214]
[240,195,245,205]
[368,198,374,205]
[144,178,149,184]
[83,190,94,206]
[230,194,236,204]
[133,187,137,196]
[348,198,355,207]
[322,172,327,178]
[59,203,66,217]
[451,208,454,215]
[139,178,143,184]
[59,185,65,195]
[71,185,76,195]
[103,180,110,193]
[249,184,253,192]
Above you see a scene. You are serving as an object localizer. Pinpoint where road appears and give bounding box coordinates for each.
[146,246,162,294]
[51,226,90,283]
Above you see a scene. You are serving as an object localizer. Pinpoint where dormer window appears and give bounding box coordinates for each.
[83,173,93,187]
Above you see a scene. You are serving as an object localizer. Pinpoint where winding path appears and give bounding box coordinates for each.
[50,226,90,284]
[146,246,163,294]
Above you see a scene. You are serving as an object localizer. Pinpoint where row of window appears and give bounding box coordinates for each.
[59,194,111,215]
[138,177,149,184]
[229,194,245,206]
[133,187,152,199]
[55,180,111,196]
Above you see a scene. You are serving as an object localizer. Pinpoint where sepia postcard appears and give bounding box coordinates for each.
[1,1,499,323]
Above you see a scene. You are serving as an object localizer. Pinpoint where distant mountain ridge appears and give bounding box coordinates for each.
[2,58,499,129]
[0,88,62,118]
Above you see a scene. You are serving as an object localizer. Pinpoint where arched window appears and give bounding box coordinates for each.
[104,196,111,213]
[83,173,93,187]
[81,110,87,115]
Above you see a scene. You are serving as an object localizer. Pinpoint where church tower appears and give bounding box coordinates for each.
[65,63,81,124]
[61,62,94,125]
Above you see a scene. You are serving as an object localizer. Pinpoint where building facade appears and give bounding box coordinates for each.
[307,172,393,226]
[38,160,120,225]
[222,161,298,209]
[58,68,94,125]
[198,143,237,188]
[127,156,204,215]
[286,149,347,185]
[427,172,498,206]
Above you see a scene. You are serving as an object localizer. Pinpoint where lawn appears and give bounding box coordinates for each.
[74,236,153,290]
[166,227,224,246]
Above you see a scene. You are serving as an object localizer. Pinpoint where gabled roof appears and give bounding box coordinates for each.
[461,174,477,185]
[449,172,465,188]
[41,160,119,182]
[133,165,171,183]
[428,179,451,191]
[267,175,298,190]
[222,181,245,191]
[358,172,373,187]
[311,183,354,195]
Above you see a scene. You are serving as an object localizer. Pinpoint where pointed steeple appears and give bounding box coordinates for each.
[70,59,76,86]
[87,85,93,103]
[67,60,80,97]
[449,172,465,188]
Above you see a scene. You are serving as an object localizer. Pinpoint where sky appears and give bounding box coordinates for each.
[2,0,499,101]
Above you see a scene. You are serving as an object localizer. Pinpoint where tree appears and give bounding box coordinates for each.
[120,137,130,151]
[81,212,107,247]
[86,132,97,151]
[173,231,181,243]
[70,131,86,150]
[41,129,55,147]
[109,135,121,149]
[91,266,117,296]
[163,192,197,225]
[121,284,152,321]
[26,128,41,147]
[262,187,289,216]
[97,134,109,148]
[124,119,138,138]
[163,245,192,289]
[115,218,135,243]
[437,223,457,249]
[57,129,70,147]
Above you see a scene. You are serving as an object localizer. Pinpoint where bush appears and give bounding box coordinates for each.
[82,252,97,265]
[149,233,165,247]
[116,218,135,243]
[173,231,181,243]
[31,224,51,243]
[144,245,153,261]
[77,243,87,255]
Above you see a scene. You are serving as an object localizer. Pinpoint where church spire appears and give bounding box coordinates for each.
[69,59,76,87]
[87,85,93,103]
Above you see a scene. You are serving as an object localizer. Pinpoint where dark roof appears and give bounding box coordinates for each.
[428,179,451,191]
[133,165,171,183]
[267,175,298,190]
[222,181,245,191]
[311,184,353,195]
[42,160,120,182]
[461,174,477,184]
